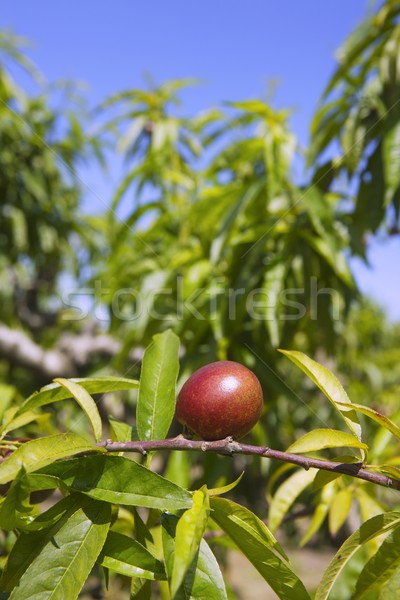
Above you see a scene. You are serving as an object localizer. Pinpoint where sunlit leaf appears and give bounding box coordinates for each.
[41,454,192,511]
[97,531,166,580]
[279,350,362,442]
[54,378,102,442]
[171,487,210,597]
[328,487,353,536]
[315,511,400,600]
[287,429,367,454]
[211,497,310,599]
[268,468,317,533]
[162,514,228,600]
[15,377,139,417]
[137,329,180,441]
[0,434,102,485]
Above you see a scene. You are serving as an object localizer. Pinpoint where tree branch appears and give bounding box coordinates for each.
[97,436,400,491]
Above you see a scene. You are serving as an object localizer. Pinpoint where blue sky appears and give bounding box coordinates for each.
[2,1,400,319]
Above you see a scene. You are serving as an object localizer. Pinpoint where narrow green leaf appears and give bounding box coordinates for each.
[0,468,32,530]
[315,512,400,600]
[353,526,400,599]
[0,383,16,421]
[171,488,210,597]
[8,496,111,600]
[335,401,400,441]
[279,350,362,441]
[0,434,102,485]
[0,410,48,437]
[208,472,244,497]
[268,469,317,533]
[164,450,190,489]
[41,454,192,511]
[383,122,400,204]
[301,481,336,546]
[287,429,367,454]
[97,531,166,580]
[108,415,137,442]
[328,487,353,536]
[15,377,139,417]
[54,378,102,443]
[211,497,310,599]
[162,514,228,600]
[137,330,180,441]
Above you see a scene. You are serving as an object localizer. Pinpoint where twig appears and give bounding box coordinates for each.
[97,436,400,492]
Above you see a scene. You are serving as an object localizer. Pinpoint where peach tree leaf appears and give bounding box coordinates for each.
[279,350,362,442]
[137,329,180,441]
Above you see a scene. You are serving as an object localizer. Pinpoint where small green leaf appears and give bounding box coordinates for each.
[354,525,400,598]
[15,377,139,417]
[171,488,210,597]
[54,378,102,442]
[208,472,244,497]
[137,330,180,441]
[268,469,317,533]
[301,481,336,546]
[97,531,166,580]
[162,514,228,600]
[335,401,400,441]
[41,454,192,511]
[211,497,310,599]
[328,487,353,536]
[315,511,400,600]
[108,415,137,442]
[0,434,102,485]
[279,350,362,441]
[0,468,32,530]
[287,429,367,454]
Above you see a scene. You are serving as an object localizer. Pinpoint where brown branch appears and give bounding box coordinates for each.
[97,436,400,492]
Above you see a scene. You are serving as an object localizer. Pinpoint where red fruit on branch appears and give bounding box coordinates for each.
[176,361,263,440]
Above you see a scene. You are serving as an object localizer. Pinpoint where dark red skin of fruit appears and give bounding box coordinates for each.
[176,361,263,441]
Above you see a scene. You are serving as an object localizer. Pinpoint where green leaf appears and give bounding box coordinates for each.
[41,454,192,511]
[162,514,228,600]
[301,481,336,546]
[108,415,137,442]
[0,468,32,530]
[286,429,367,454]
[0,383,16,421]
[171,488,210,597]
[15,377,139,417]
[0,434,102,485]
[335,401,400,441]
[97,531,166,580]
[279,350,362,442]
[0,410,48,437]
[328,487,353,536]
[314,511,400,600]
[54,378,102,443]
[210,497,310,599]
[137,330,180,441]
[268,469,317,533]
[208,472,244,497]
[164,450,191,489]
[353,526,400,599]
[383,122,400,204]
[7,496,111,600]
